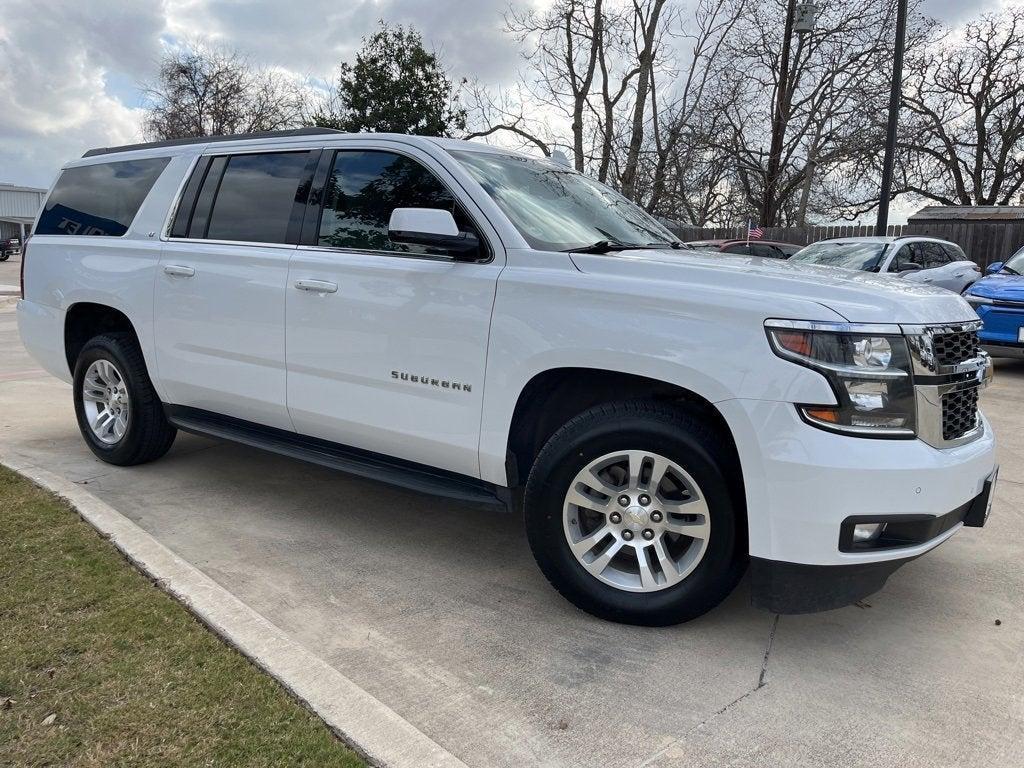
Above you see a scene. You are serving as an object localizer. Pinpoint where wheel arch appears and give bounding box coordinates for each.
[64,302,141,374]
[504,366,748,564]
[503,367,746,536]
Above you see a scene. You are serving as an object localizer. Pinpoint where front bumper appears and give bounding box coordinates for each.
[982,342,1024,359]
[975,302,1024,353]
[749,479,995,613]
[718,397,996,569]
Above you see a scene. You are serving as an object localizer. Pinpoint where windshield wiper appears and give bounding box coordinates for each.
[562,240,653,254]
[1001,264,1021,276]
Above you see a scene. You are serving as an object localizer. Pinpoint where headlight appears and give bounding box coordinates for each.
[766,320,916,437]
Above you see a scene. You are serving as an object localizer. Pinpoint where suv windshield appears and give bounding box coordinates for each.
[789,241,887,271]
[1003,247,1024,274]
[449,149,677,252]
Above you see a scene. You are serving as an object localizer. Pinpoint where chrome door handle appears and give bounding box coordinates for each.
[294,279,338,294]
[163,264,195,278]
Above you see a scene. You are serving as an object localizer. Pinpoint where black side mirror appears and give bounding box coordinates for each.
[899,262,924,274]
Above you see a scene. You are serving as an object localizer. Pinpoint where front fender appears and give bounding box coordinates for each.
[477,264,841,486]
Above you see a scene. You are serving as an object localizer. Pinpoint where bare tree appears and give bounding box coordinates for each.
[502,0,607,171]
[143,42,302,140]
[711,0,912,226]
[643,0,748,219]
[618,0,670,198]
[896,7,1024,206]
[462,81,553,156]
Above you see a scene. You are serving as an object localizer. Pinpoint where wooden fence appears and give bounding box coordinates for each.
[667,222,1024,267]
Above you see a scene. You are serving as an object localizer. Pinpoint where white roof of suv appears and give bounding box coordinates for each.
[815,235,953,245]
[80,128,535,163]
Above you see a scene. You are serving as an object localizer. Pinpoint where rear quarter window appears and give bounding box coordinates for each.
[35,157,170,237]
[941,243,968,262]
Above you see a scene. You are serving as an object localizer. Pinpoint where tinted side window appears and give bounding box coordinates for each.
[722,243,751,255]
[889,245,912,272]
[940,243,967,263]
[919,243,950,269]
[751,244,783,259]
[203,152,313,244]
[318,150,479,256]
[36,158,169,236]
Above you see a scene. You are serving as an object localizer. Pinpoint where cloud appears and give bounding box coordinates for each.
[0,0,165,187]
[0,0,526,188]
[162,0,524,85]
[0,0,1004,191]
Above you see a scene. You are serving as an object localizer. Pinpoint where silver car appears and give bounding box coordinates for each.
[790,236,981,293]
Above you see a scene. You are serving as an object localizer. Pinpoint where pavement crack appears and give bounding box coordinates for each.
[73,471,113,485]
[757,613,780,689]
[636,613,781,768]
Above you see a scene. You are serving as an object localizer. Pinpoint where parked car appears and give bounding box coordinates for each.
[0,237,21,261]
[686,238,802,259]
[963,247,1024,358]
[789,235,981,293]
[17,129,997,625]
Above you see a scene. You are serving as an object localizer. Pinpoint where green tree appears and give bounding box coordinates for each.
[314,22,466,136]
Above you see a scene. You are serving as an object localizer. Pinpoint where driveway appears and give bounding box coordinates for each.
[1,300,1022,767]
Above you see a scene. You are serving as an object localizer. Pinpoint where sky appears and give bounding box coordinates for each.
[0,0,1005,203]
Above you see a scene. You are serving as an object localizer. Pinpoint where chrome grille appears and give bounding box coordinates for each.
[903,321,988,448]
[932,330,981,366]
[941,387,980,441]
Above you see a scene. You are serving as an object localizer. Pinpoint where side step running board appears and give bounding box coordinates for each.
[165,406,509,511]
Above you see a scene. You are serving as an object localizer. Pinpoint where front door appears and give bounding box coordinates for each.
[155,149,318,430]
[285,146,502,478]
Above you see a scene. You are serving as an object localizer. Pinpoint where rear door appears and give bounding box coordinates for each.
[913,242,952,287]
[938,243,980,292]
[155,149,319,430]
[905,240,974,290]
[284,144,502,477]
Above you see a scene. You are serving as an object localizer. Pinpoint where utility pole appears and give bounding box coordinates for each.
[875,0,909,236]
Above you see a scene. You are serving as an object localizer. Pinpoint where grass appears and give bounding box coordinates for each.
[0,465,364,767]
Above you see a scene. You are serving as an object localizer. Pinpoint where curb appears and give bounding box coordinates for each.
[0,452,469,768]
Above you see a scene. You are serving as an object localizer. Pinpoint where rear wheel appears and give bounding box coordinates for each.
[524,400,745,626]
[73,333,176,465]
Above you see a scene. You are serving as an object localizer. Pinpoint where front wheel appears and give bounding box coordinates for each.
[73,333,177,465]
[524,401,745,626]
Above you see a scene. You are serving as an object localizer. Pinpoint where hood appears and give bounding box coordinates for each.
[966,272,1024,303]
[569,249,978,325]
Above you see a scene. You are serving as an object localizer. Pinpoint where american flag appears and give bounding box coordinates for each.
[747,221,764,240]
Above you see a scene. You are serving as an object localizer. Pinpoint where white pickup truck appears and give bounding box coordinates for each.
[18,129,998,625]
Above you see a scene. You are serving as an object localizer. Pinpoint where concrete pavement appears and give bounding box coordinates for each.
[1,292,1022,767]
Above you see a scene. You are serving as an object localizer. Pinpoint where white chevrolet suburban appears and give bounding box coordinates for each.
[18,128,998,625]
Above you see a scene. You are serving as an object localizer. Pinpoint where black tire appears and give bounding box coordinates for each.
[0,252,9,262]
[73,333,177,466]
[524,400,746,626]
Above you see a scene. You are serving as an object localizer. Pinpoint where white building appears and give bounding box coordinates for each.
[0,183,46,242]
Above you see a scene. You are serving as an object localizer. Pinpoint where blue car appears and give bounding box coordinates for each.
[963,247,1024,358]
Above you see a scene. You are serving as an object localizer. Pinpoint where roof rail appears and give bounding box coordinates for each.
[82,127,345,158]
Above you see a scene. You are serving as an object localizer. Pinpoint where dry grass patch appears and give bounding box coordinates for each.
[0,466,364,767]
